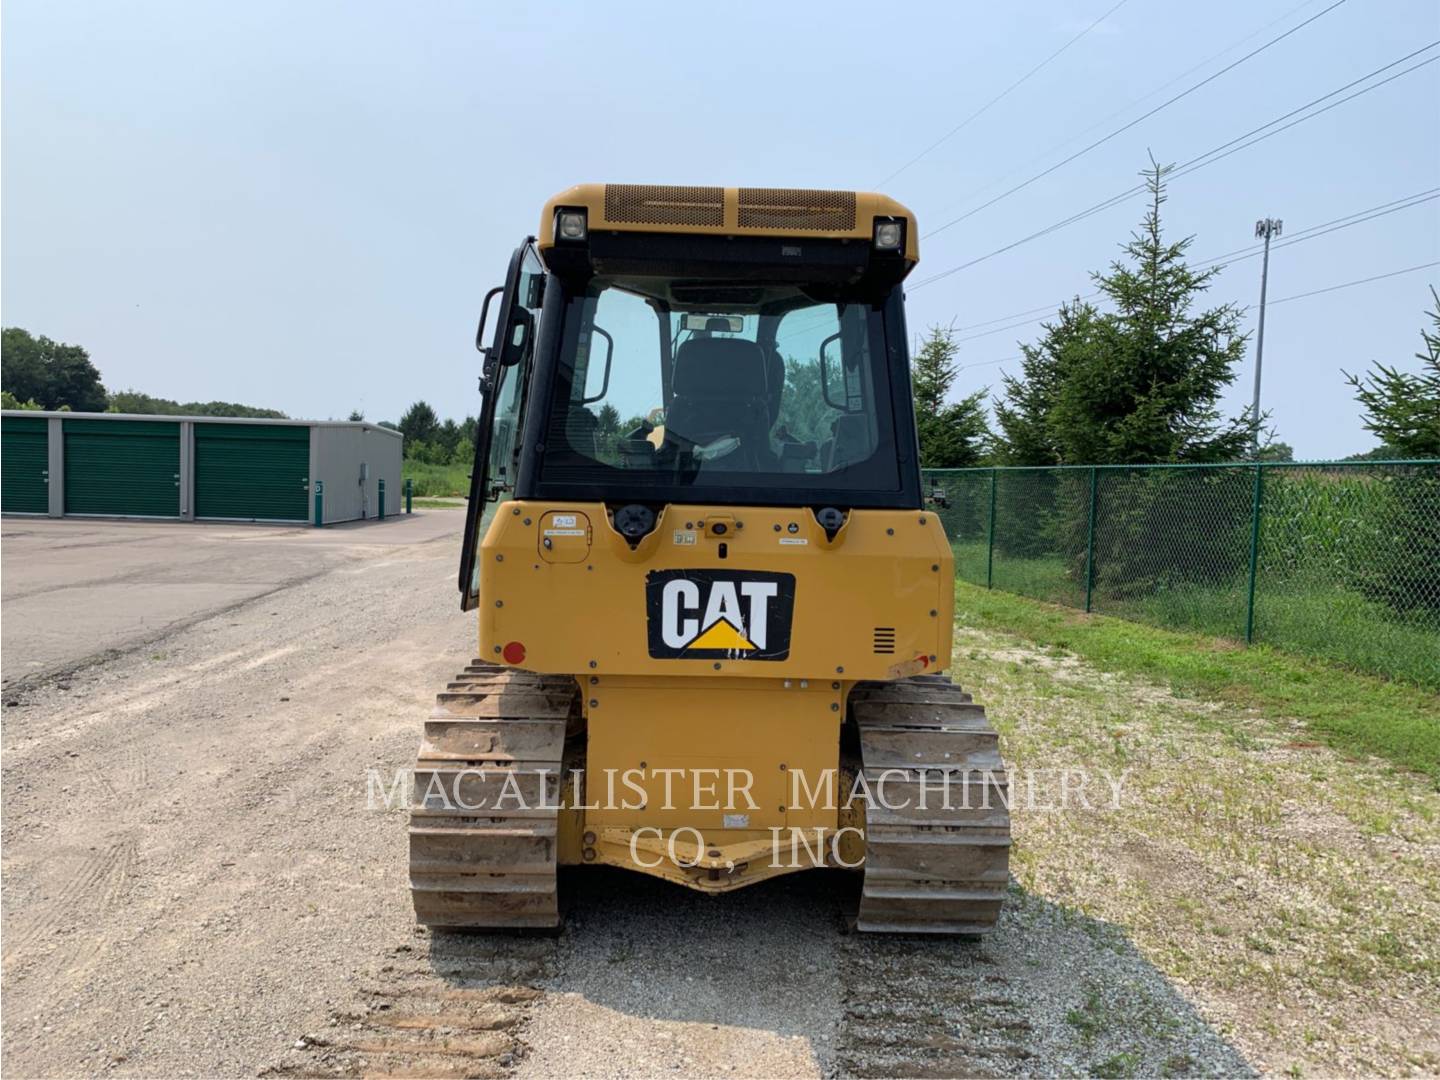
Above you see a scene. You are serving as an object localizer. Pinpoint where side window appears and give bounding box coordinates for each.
[488,247,545,490]
[564,286,665,466]
[774,304,877,472]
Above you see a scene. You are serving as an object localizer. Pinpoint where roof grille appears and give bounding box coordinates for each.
[872,627,896,655]
[737,187,856,231]
[604,185,725,227]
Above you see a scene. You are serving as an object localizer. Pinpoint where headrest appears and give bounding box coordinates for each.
[673,337,768,397]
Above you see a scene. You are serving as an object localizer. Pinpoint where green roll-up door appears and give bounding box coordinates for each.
[195,423,309,521]
[64,419,180,516]
[2,416,51,514]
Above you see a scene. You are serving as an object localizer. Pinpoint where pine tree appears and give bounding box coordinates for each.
[995,160,1257,465]
[994,299,1099,465]
[911,327,990,468]
[1342,288,1440,614]
[1343,286,1440,458]
[398,400,440,460]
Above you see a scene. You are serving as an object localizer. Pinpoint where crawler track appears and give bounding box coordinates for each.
[408,662,579,929]
[851,674,1011,934]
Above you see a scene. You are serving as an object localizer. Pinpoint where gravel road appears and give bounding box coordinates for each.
[2,512,1254,1078]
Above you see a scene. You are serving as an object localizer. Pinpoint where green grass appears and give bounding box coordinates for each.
[403,461,469,498]
[949,542,1440,690]
[953,579,1440,782]
[409,497,465,510]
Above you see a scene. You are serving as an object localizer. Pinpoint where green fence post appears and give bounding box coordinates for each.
[378,478,386,520]
[313,480,324,528]
[405,477,413,514]
[1244,463,1265,643]
[1084,466,1099,613]
[986,467,998,589]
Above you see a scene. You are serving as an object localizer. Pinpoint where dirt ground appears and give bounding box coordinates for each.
[1,512,1431,1077]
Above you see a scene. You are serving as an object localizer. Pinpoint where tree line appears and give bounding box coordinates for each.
[393,401,478,466]
[1,327,286,418]
[911,161,1438,470]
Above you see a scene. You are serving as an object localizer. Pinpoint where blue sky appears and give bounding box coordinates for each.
[3,0,1437,458]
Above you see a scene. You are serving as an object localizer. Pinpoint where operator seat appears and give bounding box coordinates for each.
[825,412,872,471]
[665,338,777,469]
[762,346,785,427]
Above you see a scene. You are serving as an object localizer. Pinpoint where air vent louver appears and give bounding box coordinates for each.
[604,185,725,227]
[737,187,856,231]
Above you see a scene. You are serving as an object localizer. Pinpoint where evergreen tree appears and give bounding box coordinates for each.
[995,161,1256,466]
[398,400,440,452]
[1341,288,1440,615]
[595,403,621,436]
[911,326,990,468]
[994,300,1099,465]
[1343,286,1440,458]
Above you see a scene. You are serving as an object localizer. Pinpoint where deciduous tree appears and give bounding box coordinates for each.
[2,327,108,411]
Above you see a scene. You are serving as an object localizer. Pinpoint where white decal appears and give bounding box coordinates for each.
[779,537,808,546]
[723,813,750,829]
[544,528,585,537]
[552,514,577,527]
[673,531,697,545]
[656,575,783,654]
[661,579,701,648]
[738,581,777,649]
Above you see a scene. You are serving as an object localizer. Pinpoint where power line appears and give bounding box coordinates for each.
[1267,260,1439,305]
[924,0,1349,239]
[909,45,1440,291]
[946,188,1440,342]
[877,0,1131,189]
[954,291,1106,333]
[1166,47,1439,181]
[924,0,1326,221]
[954,261,1440,372]
[953,298,1099,344]
[958,354,1022,372]
[1194,189,1440,269]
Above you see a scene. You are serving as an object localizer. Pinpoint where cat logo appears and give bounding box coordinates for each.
[645,569,796,661]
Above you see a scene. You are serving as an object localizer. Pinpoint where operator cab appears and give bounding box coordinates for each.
[461,184,923,609]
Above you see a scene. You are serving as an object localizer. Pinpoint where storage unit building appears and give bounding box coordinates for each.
[64,418,181,517]
[194,422,310,521]
[1,415,51,514]
[1,411,403,525]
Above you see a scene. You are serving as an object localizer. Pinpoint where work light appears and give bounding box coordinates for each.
[873,219,903,250]
[556,209,588,241]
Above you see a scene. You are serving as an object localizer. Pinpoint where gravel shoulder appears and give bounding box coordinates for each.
[955,626,1440,1078]
[3,515,1425,1077]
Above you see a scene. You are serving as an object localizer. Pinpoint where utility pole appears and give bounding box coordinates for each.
[1250,217,1282,456]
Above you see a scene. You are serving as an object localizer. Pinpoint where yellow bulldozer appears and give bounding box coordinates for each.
[409,185,1011,934]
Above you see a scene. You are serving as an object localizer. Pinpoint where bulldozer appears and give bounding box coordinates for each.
[408,185,1011,934]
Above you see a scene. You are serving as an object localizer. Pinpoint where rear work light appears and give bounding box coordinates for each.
[556,209,588,241]
[873,219,903,251]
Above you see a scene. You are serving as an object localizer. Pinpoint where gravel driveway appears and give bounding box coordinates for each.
[0,511,1341,1077]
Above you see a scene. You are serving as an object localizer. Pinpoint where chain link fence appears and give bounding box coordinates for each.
[923,461,1440,689]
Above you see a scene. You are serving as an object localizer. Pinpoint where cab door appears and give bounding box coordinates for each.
[458,240,546,610]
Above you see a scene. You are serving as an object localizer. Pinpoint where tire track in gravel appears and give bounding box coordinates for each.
[265,936,557,1079]
[1,528,474,1078]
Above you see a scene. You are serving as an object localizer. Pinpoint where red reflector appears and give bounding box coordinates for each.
[502,641,526,665]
